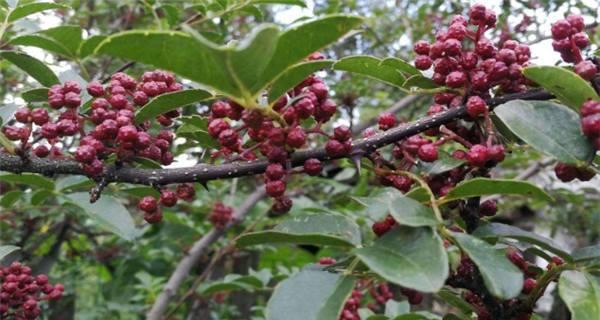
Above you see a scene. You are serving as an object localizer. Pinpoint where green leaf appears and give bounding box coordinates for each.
[252,15,363,93]
[522,66,599,110]
[30,189,53,206]
[10,26,83,58]
[78,35,107,59]
[436,289,476,316]
[0,173,55,189]
[473,223,571,261]
[0,51,59,86]
[403,75,439,89]
[176,115,218,149]
[8,2,68,22]
[266,266,355,320]
[418,151,464,175]
[0,190,22,207]
[495,100,594,164]
[237,214,361,247]
[353,189,439,226]
[355,227,448,292]
[442,178,552,203]
[134,89,212,123]
[452,232,523,299]
[0,245,19,261]
[65,192,140,241]
[268,60,333,102]
[97,16,360,99]
[385,300,410,317]
[21,87,49,102]
[0,103,19,125]
[559,271,600,320]
[572,244,600,262]
[249,0,306,6]
[332,55,407,88]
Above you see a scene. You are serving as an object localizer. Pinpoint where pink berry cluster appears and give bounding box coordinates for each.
[208,202,233,229]
[0,261,63,319]
[137,183,195,224]
[206,53,343,214]
[550,15,597,80]
[413,4,531,94]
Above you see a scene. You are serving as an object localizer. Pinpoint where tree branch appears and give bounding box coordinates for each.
[0,89,554,187]
[146,188,266,320]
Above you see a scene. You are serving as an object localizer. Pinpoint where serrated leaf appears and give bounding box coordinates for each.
[473,222,571,261]
[523,66,599,110]
[134,89,212,123]
[333,55,407,88]
[65,192,140,241]
[0,51,59,86]
[355,227,448,292]
[441,178,552,203]
[452,232,523,299]
[559,271,600,320]
[266,266,355,320]
[494,100,594,164]
[21,87,49,102]
[0,245,19,261]
[8,2,68,22]
[268,60,333,102]
[0,173,55,189]
[237,214,361,247]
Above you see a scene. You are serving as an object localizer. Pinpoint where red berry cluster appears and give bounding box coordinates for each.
[553,162,595,183]
[137,184,195,224]
[3,70,182,179]
[206,53,341,214]
[208,202,233,229]
[550,15,597,80]
[580,100,600,151]
[414,4,531,94]
[0,262,63,319]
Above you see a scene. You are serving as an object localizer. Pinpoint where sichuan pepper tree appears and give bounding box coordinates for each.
[0,1,599,319]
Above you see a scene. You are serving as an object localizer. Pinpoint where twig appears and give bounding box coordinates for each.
[0,89,555,188]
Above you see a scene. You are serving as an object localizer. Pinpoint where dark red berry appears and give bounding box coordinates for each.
[466,144,489,167]
[417,144,438,162]
[466,96,487,118]
[160,190,178,207]
[265,180,286,198]
[138,196,158,213]
[479,199,497,216]
[87,81,105,97]
[378,112,397,130]
[303,158,322,176]
[265,163,286,181]
[286,127,307,148]
[74,145,97,164]
[522,278,536,294]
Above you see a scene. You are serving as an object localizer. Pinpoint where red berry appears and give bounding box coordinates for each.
[160,190,178,207]
[417,144,438,162]
[265,163,286,181]
[218,129,239,148]
[575,61,597,81]
[31,108,49,125]
[488,144,505,162]
[34,145,50,158]
[176,183,196,201]
[75,145,97,164]
[581,114,600,137]
[414,40,430,55]
[572,32,590,48]
[566,14,585,32]
[522,278,536,294]
[14,107,31,123]
[144,210,163,224]
[325,139,350,157]
[378,112,397,130]
[265,180,286,198]
[479,199,497,216]
[445,71,467,88]
[554,163,578,182]
[286,127,307,148]
[551,19,572,40]
[506,248,528,270]
[414,55,433,70]
[372,220,391,237]
[444,38,462,56]
[581,100,600,117]
[109,94,128,109]
[270,196,293,215]
[466,144,489,167]
[469,4,487,22]
[333,125,351,142]
[87,81,105,97]
[117,125,138,143]
[303,158,322,176]
[83,159,104,176]
[466,96,487,118]
[138,196,158,213]
[208,119,230,138]
[133,91,149,106]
